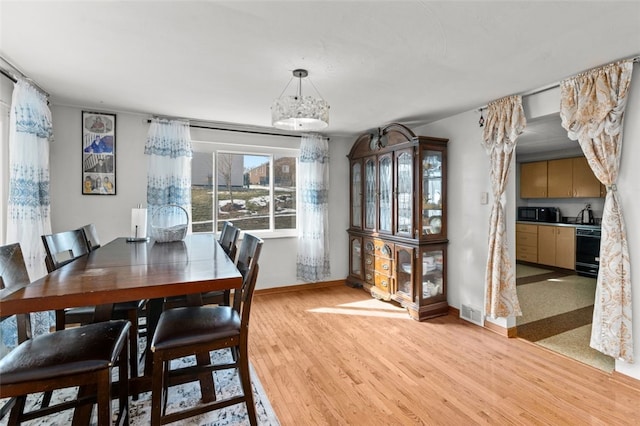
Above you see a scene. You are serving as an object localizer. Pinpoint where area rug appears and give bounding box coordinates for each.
[0,349,280,426]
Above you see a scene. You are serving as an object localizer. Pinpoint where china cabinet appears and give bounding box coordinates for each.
[346,123,448,321]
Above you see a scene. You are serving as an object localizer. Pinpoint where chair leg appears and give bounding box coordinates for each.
[238,347,257,426]
[195,351,216,403]
[150,353,165,426]
[7,395,26,426]
[94,370,112,426]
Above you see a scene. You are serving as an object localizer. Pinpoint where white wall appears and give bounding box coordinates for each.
[48,104,351,290]
[413,72,640,380]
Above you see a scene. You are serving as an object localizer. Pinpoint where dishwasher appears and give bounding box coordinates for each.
[575,226,601,277]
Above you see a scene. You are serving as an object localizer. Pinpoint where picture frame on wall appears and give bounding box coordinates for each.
[82,111,116,195]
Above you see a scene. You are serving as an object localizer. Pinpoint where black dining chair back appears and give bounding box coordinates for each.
[0,243,131,425]
[41,229,89,273]
[150,233,263,425]
[218,221,240,262]
[80,223,101,251]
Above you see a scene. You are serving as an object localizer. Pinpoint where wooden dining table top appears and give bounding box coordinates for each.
[0,234,242,317]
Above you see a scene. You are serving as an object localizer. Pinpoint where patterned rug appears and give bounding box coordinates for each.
[0,349,280,425]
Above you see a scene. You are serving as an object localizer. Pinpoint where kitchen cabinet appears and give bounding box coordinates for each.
[537,225,575,270]
[516,223,538,262]
[521,156,604,199]
[520,161,548,198]
[347,123,449,321]
[572,157,605,198]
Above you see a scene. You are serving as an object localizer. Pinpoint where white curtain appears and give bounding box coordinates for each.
[2,79,53,352]
[296,133,330,282]
[145,118,192,232]
[560,60,634,362]
[481,95,526,318]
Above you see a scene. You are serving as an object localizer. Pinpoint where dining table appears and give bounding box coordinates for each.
[0,233,242,395]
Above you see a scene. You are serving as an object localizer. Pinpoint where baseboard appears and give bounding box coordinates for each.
[255,279,345,296]
[484,319,518,338]
[448,306,460,317]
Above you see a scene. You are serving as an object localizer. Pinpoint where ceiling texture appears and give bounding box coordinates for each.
[1,1,639,144]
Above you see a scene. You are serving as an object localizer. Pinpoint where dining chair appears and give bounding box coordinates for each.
[150,233,263,425]
[163,222,241,309]
[219,221,240,262]
[42,228,147,380]
[80,223,101,251]
[0,242,130,425]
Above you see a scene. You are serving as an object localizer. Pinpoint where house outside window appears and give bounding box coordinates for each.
[191,141,298,237]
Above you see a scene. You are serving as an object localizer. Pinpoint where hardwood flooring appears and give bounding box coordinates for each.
[249,285,640,425]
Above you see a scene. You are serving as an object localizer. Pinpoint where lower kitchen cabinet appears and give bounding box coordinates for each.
[537,225,575,270]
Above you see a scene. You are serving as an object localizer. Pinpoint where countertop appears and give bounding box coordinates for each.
[517,221,601,230]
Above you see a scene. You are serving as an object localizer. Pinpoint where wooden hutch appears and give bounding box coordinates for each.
[346,123,449,321]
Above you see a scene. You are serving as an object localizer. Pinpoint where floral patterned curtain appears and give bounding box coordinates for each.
[145,119,192,233]
[296,133,330,282]
[560,60,634,362]
[2,79,53,354]
[481,95,526,318]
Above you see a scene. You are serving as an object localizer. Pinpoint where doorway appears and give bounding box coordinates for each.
[515,114,613,372]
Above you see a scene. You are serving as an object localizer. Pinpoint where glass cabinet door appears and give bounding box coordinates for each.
[395,245,413,297]
[350,236,362,279]
[378,154,392,233]
[421,149,443,237]
[364,157,376,230]
[351,161,362,228]
[420,248,444,300]
[396,149,413,236]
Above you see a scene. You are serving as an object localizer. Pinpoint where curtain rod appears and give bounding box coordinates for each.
[0,55,50,97]
[146,119,312,139]
[477,54,640,112]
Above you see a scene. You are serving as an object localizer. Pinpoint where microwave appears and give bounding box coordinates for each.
[518,206,560,223]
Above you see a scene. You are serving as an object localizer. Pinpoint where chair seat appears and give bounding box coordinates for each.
[0,320,130,384]
[63,300,146,323]
[151,306,239,352]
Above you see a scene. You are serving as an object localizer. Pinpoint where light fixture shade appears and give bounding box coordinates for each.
[271,69,329,131]
[272,95,329,131]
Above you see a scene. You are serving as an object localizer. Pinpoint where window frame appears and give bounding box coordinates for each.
[191,140,299,239]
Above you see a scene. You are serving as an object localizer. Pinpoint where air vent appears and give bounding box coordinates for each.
[460,304,484,327]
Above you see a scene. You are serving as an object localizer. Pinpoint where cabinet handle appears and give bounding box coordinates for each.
[366,274,372,280]
[382,264,389,270]
[366,259,372,265]
[381,280,388,288]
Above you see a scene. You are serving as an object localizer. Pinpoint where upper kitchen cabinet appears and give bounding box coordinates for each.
[346,123,449,320]
[521,156,604,199]
[520,161,548,198]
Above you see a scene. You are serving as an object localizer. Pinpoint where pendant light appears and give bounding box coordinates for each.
[271,69,329,131]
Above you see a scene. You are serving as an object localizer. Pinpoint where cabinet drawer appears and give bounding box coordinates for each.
[517,251,538,262]
[516,223,538,234]
[374,272,392,291]
[364,254,375,269]
[516,244,537,258]
[375,257,393,274]
[364,270,374,284]
[516,232,537,247]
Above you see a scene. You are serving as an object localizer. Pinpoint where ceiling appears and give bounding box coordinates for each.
[1,1,639,143]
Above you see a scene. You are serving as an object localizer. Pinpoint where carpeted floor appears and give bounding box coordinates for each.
[0,349,280,426]
[515,264,614,372]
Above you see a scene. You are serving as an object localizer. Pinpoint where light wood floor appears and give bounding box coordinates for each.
[249,285,640,425]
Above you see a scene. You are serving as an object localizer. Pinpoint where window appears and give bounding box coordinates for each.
[191,141,298,236]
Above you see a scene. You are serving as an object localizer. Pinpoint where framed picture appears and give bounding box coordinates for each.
[82,111,116,195]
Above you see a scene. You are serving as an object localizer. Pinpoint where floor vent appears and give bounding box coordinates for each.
[460,304,484,327]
